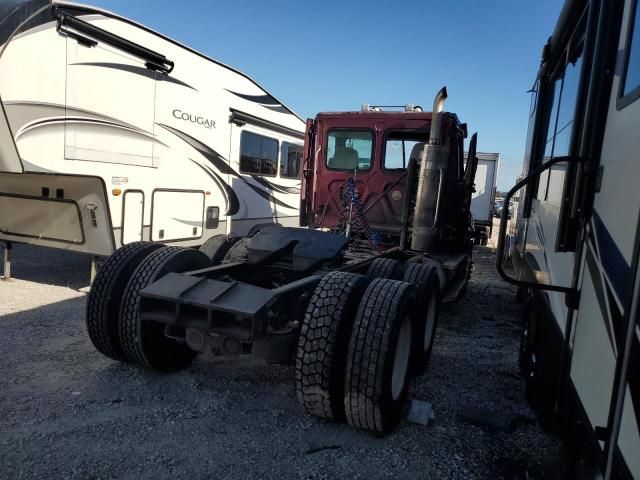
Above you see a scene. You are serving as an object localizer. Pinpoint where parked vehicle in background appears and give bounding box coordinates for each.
[0,0,304,265]
[468,152,499,245]
[85,88,479,435]
[497,0,640,477]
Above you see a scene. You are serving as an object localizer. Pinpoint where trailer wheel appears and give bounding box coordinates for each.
[199,234,239,264]
[344,278,416,434]
[223,237,250,261]
[403,263,441,375]
[86,241,163,361]
[119,247,211,371]
[366,258,402,280]
[296,271,369,420]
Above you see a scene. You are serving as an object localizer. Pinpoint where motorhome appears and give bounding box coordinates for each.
[0,0,305,264]
[497,0,640,477]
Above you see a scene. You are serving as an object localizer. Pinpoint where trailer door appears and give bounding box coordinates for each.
[121,190,144,244]
[151,190,204,242]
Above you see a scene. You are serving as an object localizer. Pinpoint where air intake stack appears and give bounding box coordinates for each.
[410,87,450,252]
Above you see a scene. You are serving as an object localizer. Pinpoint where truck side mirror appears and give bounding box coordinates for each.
[496,155,581,297]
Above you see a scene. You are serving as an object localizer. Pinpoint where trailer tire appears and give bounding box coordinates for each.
[199,234,239,264]
[223,237,250,261]
[86,241,163,361]
[403,263,441,375]
[366,258,402,280]
[344,278,416,434]
[119,247,211,371]
[296,271,369,420]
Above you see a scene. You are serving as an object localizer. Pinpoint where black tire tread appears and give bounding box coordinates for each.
[366,258,401,280]
[224,237,250,261]
[402,263,440,374]
[295,271,368,420]
[120,246,180,366]
[199,234,233,264]
[344,278,413,434]
[85,241,162,361]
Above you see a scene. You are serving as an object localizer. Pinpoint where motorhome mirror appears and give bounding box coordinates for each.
[496,156,578,295]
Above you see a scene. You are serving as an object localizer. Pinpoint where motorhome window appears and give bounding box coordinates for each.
[240,131,278,176]
[538,43,584,204]
[383,131,428,170]
[326,130,373,171]
[281,145,302,178]
[622,1,640,99]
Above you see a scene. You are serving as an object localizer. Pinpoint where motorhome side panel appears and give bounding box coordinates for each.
[569,0,640,473]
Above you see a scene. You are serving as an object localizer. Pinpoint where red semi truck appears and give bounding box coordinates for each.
[86,88,479,434]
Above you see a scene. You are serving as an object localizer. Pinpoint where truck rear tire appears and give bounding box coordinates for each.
[344,278,416,435]
[199,234,239,264]
[366,258,402,280]
[223,237,250,261]
[86,241,162,361]
[403,263,441,375]
[119,247,211,371]
[296,271,369,420]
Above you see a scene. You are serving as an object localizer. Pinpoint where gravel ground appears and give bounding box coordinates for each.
[0,241,565,479]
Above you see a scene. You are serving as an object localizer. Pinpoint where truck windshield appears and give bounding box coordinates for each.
[326,130,373,171]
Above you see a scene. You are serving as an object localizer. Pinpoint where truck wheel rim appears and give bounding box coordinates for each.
[392,315,412,401]
[424,294,437,351]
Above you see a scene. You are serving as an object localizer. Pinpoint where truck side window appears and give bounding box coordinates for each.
[620,1,640,104]
[281,144,302,178]
[326,130,373,171]
[240,131,278,177]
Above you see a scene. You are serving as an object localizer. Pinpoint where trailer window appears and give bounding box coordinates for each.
[240,131,278,177]
[383,131,428,170]
[326,130,373,171]
[280,144,302,178]
[620,0,640,105]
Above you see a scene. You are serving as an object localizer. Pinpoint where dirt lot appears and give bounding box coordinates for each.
[0,242,564,479]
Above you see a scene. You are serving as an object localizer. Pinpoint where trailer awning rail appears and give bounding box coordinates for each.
[56,10,174,73]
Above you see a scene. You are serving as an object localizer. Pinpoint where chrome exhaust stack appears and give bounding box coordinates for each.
[410,87,450,252]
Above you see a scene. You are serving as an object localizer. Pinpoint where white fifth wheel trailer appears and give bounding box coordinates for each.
[468,152,499,245]
[497,0,640,477]
[0,0,305,265]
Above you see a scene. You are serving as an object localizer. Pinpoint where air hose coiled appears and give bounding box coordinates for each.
[342,177,383,252]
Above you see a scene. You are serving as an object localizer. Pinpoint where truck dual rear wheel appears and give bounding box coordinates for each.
[86,241,163,361]
[366,257,402,280]
[296,271,369,420]
[199,234,239,264]
[119,247,211,372]
[344,278,416,435]
[223,237,250,261]
[403,263,441,375]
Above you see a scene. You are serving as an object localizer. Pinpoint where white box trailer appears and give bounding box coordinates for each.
[0,0,305,266]
[468,152,499,245]
[497,0,640,477]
